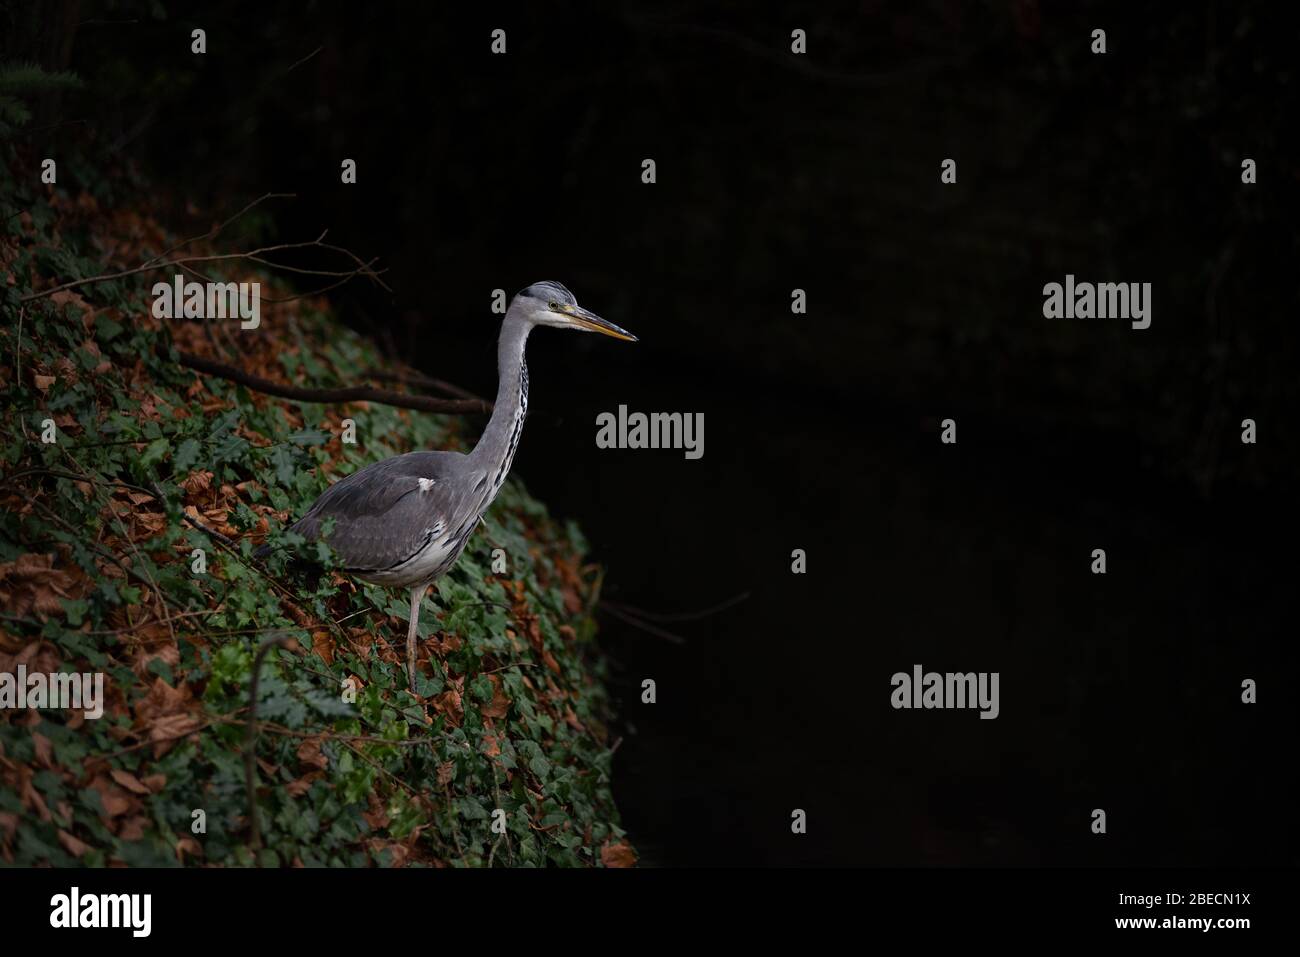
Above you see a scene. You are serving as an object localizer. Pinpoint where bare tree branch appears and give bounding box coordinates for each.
[20,234,390,303]
[284,46,322,74]
[245,634,294,852]
[363,367,486,402]
[141,191,297,269]
[173,347,493,415]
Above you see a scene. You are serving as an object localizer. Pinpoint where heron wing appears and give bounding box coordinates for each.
[289,451,469,573]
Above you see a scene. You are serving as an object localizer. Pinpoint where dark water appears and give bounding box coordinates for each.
[514,343,1293,867]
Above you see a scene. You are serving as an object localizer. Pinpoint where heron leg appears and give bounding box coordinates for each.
[407,582,429,694]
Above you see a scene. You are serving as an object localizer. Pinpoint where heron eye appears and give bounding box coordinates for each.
[548,301,559,310]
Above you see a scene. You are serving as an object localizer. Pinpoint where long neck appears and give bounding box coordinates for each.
[468,315,531,474]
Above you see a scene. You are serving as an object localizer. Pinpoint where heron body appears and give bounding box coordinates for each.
[278,281,636,690]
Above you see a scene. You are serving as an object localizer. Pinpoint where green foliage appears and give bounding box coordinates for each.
[0,61,83,135]
[0,153,628,867]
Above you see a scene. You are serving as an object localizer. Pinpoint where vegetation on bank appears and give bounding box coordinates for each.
[0,104,633,866]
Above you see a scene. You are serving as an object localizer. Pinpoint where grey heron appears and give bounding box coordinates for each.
[272,282,636,692]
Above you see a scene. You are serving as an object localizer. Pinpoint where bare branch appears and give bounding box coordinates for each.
[597,602,687,645]
[284,46,322,74]
[245,634,294,852]
[363,367,486,403]
[601,592,750,623]
[141,192,297,269]
[172,348,493,416]
[21,235,390,303]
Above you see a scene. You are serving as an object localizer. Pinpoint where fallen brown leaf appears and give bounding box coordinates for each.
[296,737,329,770]
[57,830,90,858]
[147,712,202,757]
[481,674,511,719]
[109,769,151,795]
[31,732,54,769]
[601,841,636,868]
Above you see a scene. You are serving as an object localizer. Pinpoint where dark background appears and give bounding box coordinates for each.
[12,0,1298,865]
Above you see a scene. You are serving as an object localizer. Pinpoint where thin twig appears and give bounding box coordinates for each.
[62,451,177,648]
[363,368,485,403]
[1,466,153,499]
[444,779,466,859]
[14,305,23,385]
[601,591,750,623]
[174,348,493,415]
[15,306,30,442]
[232,719,437,749]
[344,741,422,799]
[0,465,239,552]
[151,480,239,549]
[597,602,687,645]
[246,634,294,852]
[102,716,218,759]
[20,235,389,303]
[487,763,512,867]
[284,46,322,74]
[83,609,215,636]
[141,192,296,269]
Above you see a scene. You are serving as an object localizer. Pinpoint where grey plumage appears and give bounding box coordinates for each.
[289,452,473,582]
[273,282,637,691]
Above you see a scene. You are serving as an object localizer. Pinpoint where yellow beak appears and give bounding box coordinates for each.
[557,303,638,342]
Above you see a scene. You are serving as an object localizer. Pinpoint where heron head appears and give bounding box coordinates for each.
[511,281,637,342]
